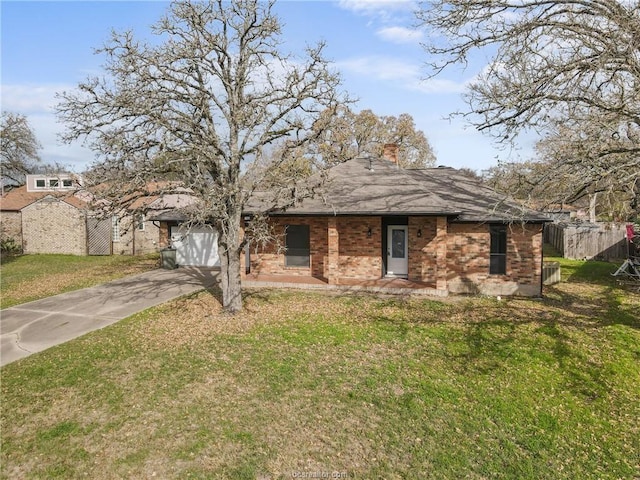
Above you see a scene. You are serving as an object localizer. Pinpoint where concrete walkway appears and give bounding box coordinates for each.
[0,268,219,367]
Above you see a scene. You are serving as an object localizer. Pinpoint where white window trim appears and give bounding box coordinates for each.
[112,216,121,242]
[28,175,78,191]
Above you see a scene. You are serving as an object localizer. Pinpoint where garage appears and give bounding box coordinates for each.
[169,224,220,267]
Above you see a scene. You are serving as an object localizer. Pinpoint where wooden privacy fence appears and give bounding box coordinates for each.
[86,217,112,255]
[544,222,629,260]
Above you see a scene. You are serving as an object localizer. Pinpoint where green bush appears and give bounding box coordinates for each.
[0,237,22,255]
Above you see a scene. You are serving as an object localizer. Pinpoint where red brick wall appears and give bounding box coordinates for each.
[446,223,543,296]
[408,217,438,285]
[336,217,382,281]
[249,216,382,282]
[508,223,544,285]
[249,215,543,296]
[248,217,328,279]
[447,223,490,281]
[158,222,170,248]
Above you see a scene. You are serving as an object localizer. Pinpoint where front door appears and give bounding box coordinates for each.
[387,225,408,277]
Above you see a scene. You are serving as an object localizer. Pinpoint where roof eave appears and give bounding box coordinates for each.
[244,210,464,217]
[451,216,552,224]
[148,212,190,222]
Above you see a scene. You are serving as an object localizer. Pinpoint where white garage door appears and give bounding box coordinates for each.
[170,225,220,267]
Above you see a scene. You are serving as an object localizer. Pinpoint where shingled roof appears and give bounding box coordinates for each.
[0,185,89,211]
[248,157,549,223]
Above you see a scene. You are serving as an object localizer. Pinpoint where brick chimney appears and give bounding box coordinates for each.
[383,143,399,165]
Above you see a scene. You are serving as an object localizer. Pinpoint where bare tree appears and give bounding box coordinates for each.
[0,112,41,187]
[57,0,346,313]
[310,106,361,166]
[485,118,639,221]
[533,116,639,220]
[311,107,437,168]
[483,159,574,208]
[417,0,640,215]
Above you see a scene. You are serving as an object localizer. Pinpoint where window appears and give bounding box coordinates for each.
[112,216,120,242]
[391,228,406,258]
[49,179,59,188]
[136,214,145,231]
[490,225,507,275]
[35,179,45,188]
[285,225,310,267]
[62,179,73,187]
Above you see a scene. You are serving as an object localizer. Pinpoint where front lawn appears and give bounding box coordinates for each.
[0,253,159,309]
[1,258,638,479]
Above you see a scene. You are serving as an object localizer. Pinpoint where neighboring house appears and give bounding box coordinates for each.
[243,148,550,297]
[540,203,589,222]
[0,174,160,256]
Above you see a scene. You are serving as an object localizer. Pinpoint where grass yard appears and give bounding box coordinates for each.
[0,253,159,309]
[1,258,639,479]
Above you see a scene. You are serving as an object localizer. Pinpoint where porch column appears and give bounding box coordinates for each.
[159,221,170,249]
[326,217,339,285]
[436,216,448,291]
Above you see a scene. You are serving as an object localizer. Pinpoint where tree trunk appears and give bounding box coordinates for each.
[218,213,244,314]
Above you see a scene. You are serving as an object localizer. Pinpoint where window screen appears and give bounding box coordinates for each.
[285,225,310,267]
[391,228,406,258]
[489,225,507,275]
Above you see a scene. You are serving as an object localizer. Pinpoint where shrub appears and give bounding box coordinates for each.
[0,237,22,255]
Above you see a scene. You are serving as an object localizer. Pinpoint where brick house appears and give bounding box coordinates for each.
[0,174,160,255]
[243,149,550,297]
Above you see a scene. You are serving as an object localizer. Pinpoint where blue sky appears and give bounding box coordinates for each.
[1,0,535,173]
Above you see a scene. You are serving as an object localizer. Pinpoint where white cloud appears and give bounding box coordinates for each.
[337,0,415,18]
[340,56,419,81]
[376,26,424,43]
[0,84,68,113]
[338,55,471,94]
[1,83,95,171]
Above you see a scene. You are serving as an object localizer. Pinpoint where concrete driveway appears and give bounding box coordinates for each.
[0,268,219,367]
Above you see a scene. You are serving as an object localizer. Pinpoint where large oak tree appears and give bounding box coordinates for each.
[58,0,346,312]
[311,107,437,168]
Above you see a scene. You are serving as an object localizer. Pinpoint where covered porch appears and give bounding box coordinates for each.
[242,272,448,297]
[243,214,449,290]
